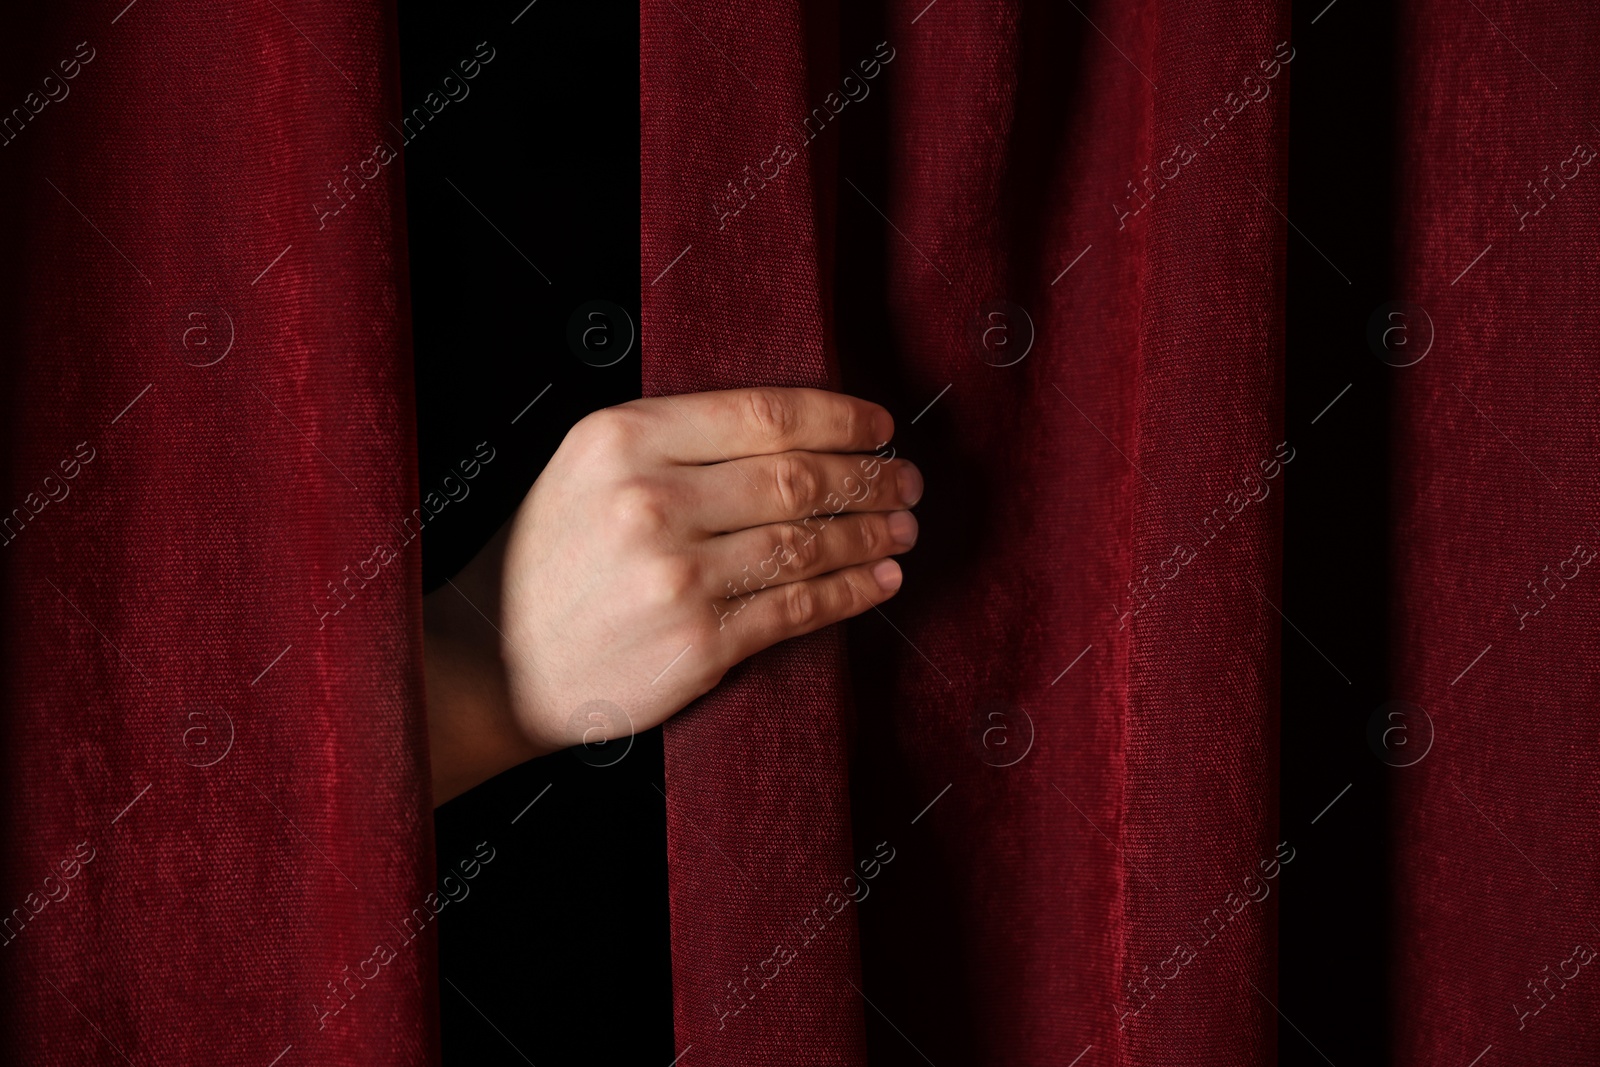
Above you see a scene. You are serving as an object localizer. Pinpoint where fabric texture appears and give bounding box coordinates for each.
[642,3,869,1062]
[643,1,1288,1063]
[1390,1,1600,1063]
[0,4,437,1065]
[18,0,1593,1064]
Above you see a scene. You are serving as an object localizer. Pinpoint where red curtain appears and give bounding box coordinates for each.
[1391,0,1600,1063]
[0,3,437,1065]
[644,1,1287,1064]
[7,1,1599,1065]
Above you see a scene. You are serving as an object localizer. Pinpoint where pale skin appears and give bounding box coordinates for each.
[423,387,922,804]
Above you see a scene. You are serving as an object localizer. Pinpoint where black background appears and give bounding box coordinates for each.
[396,2,670,1065]
[1279,2,1395,1065]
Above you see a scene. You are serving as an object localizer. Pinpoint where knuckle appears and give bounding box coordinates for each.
[571,406,644,458]
[610,478,672,535]
[771,454,817,516]
[745,388,796,446]
[775,522,816,573]
[840,399,864,445]
[680,649,727,699]
[859,515,888,558]
[642,554,700,605]
[782,580,821,629]
[843,471,874,507]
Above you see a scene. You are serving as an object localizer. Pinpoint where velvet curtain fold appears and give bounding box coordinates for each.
[642,3,869,1061]
[644,1,1287,1063]
[1390,1,1600,1062]
[0,4,437,1065]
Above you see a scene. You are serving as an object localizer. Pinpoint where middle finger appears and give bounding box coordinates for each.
[685,450,923,533]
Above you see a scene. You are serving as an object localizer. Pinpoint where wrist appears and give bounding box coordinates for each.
[423,527,553,804]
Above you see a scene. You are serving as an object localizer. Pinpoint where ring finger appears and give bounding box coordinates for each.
[704,509,918,596]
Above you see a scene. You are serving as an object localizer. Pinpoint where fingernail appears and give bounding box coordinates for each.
[897,462,924,506]
[872,558,903,592]
[887,510,918,546]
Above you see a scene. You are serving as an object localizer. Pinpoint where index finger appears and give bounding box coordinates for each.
[637,387,894,464]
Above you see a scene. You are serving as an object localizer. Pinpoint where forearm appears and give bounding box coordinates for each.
[424,628,540,805]
[423,532,548,806]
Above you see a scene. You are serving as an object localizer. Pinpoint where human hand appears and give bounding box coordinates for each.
[424,387,921,803]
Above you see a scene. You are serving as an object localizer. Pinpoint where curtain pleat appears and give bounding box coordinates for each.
[0,4,436,1064]
[644,1,1286,1064]
[641,1,872,1062]
[1391,1,1600,1062]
